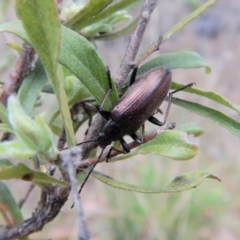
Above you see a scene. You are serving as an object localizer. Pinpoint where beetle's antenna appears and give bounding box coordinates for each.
[76,139,98,146]
[100,67,112,108]
[73,147,105,204]
[100,89,112,109]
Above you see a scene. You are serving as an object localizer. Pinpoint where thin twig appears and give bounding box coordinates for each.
[18,184,35,209]
[0,43,36,106]
[61,147,90,240]
[0,186,70,240]
[114,0,157,88]
[37,190,48,210]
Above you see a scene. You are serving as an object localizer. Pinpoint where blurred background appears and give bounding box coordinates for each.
[1,0,240,239]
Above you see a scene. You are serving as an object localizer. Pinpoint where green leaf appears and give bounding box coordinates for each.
[0,21,118,109]
[67,0,138,30]
[65,0,113,30]
[162,0,218,41]
[15,0,75,147]
[6,41,22,53]
[0,163,68,188]
[0,21,29,46]
[109,130,198,162]
[59,26,118,109]
[0,102,9,124]
[7,96,58,161]
[0,159,14,168]
[0,141,35,160]
[81,23,113,37]
[91,170,220,193]
[0,181,24,224]
[81,10,131,37]
[136,130,198,160]
[171,82,240,115]
[15,0,59,72]
[0,123,13,133]
[138,0,217,64]
[93,17,139,40]
[0,98,13,133]
[176,123,204,137]
[172,98,240,138]
[18,60,47,115]
[137,52,210,77]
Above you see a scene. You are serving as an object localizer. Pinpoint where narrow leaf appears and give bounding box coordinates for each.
[109,130,198,162]
[0,181,23,224]
[0,141,36,160]
[94,17,139,40]
[18,60,47,115]
[0,21,30,45]
[92,170,220,193]
[136,130,198,160]
[176,123,204,137]
[0,123,13,133]
[0,159,14,168]
[163,0,217,41]
[171,82,240,115]
[0,163,68,188]
[138,51,210,76]
[68,0,138,30]
[15,0,59,72]
[138,0,217,63]
[59,26,118,109]
[0,102,9,124]
[7,96,58,161]
[66,0,113,30]
[172,98,240,138]
[15,0,75,147]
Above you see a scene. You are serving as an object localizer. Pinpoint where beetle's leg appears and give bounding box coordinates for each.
[157,108,163,114]
[81,102,95,135]
[82,102,94,126]
[106,66,112,90]
[119,138,130,153]
[161,83,195,125]
[70,100,96,135]
[141,124,145,143]
[130,133,142,144]
[129,64,139,86]
[106,147,125,161]
[148,83,195,126]
[148,115,164,126]
[130,37,163,86]
[95,104,111,120]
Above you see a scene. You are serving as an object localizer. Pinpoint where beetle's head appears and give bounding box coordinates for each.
[97,132,112,148]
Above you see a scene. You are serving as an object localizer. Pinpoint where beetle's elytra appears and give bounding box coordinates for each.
[111,67,171,136]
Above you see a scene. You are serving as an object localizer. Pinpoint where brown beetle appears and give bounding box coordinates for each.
[77,39,193,193]
[94,66,193,154]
